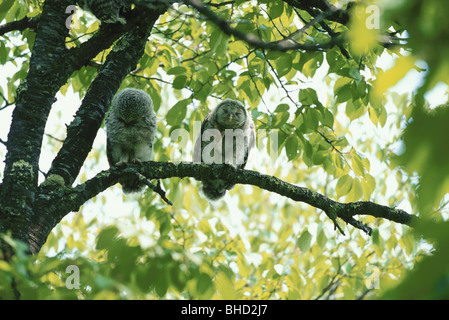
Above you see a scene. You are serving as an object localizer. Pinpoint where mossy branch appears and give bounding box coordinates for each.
[53,161,418,236]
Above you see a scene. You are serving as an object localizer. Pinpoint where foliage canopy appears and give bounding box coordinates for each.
[1,0,449,300]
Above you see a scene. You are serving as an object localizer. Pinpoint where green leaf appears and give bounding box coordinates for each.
[298,88,320,105]
[334,77,352,94]
[96,227,119,250]
[0,0,14,22]
[345,99,366,121]
[296,230,313,252]
[336,174,353,198]
[135,264,154,293]
[196,273,214,299]
[346,177,363,202]
[285,135,300,160]
[335,83,352,103]
[210,28,229,57]
[321,108,334,128]
[274,103,290,113]
[275,54,292,78]
[173,75,188,89]
[271,111,289,128]
[0,41,11,65]
[361,174,376,199]
[169,263,187,292]
[268,0,284,19]
[154,271,169,297]
[326,49,346,74]
[351,153,366,177]
[166,99,189,126]
[167,66,187,75]
[301,53,323,78]
[303,108,320,131]
[215,272,235,299]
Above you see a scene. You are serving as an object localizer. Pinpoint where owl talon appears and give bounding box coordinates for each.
[223,163,237,172]
[116,161,128,167]
[131,159,143,166]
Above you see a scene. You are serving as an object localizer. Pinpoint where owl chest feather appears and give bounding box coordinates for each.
[200,122,251,167]
[108,116,155,145]
[106,113,156,164]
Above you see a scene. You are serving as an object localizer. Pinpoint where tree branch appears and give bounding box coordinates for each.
[183,0,343,52]
[0,16,39,37]
[281,0,351,26]
[53,162,418,236]
[67,9,137,71]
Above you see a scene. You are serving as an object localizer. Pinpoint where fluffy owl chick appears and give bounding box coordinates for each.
[106,88,157,193]
[193,99,256,201]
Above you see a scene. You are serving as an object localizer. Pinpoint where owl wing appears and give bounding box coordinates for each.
[106,135,115,166]
[237,118,256,171]
[105,113,115,166]
[193,111,214,163]
[140,113,157,161]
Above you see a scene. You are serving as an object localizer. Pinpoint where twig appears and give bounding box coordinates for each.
[265,57,300,108]
[45,133,65,143]
[0,91,15,111]
[146,179,173,206]
[128,167,173,205]
[301,6,351,59]
[245,55,268,108]
[314,257,343,300]
[316,130,344,155]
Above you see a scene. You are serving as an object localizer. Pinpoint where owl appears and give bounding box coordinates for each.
[193,99,256,201]
[106,88,157,193]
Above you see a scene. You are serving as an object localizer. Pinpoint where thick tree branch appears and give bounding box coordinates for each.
[281,0,351,25]
[0,2,73,247]
[48,162,418,237]
[0,16,39,36]
[47,8,167,186]
[3,0,71,188]
[67,9,143,71]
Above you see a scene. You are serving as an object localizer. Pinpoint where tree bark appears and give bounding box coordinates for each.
[0,0,166,255]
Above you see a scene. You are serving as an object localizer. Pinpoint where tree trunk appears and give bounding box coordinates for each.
[0,0,165,255]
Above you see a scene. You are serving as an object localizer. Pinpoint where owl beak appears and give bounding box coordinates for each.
[125,120,137,126]
[228,114,234,121]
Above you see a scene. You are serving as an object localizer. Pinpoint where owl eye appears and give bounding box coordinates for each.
[223,109,228,114]
[236,112,241,116]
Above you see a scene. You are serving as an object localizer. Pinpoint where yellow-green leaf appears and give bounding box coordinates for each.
[336,174,353,198]
[362,174,376,199]
[351,153,366,177]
